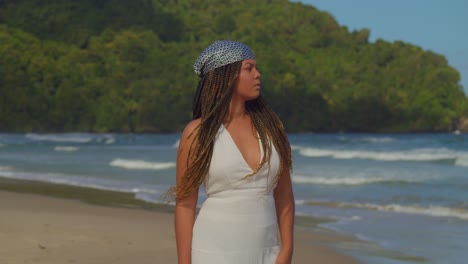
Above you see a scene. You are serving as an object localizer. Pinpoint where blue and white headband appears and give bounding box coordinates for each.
[193,40,255,77]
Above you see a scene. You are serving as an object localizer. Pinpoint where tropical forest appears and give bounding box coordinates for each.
[1,0,467,133]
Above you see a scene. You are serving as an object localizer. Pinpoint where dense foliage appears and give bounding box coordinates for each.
[1,0,466,132]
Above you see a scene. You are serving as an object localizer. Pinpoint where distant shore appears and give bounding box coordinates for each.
[0,178,362,264]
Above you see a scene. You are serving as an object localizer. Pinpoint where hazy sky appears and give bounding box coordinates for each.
[298,0,468,94]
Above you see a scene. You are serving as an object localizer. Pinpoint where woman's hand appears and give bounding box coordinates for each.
[275,249,292,264]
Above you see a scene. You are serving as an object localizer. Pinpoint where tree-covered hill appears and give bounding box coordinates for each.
[1,0,466,133]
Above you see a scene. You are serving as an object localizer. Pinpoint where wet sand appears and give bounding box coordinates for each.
[0,179,361,264]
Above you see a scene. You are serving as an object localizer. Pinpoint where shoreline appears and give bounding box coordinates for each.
[0,177,362,264]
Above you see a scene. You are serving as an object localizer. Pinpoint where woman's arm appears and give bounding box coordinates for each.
[175,120,200,264]
[273,168,295,264]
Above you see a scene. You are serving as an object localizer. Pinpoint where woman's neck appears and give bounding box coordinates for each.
[225,97,247,123]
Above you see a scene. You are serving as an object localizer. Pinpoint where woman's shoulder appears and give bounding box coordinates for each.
[183,118,201,133]
[180,118,201,141]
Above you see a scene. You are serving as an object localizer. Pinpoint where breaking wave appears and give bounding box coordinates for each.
[338,136,395,143]
[25,133,115,144]
[298,147,468,166]
[109,158,175,170]
[54,146,79,152]
[292,175,419,185]
[303,201,468,221]
[26,133,93,143]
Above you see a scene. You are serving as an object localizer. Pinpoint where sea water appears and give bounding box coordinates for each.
[0,132,467,264]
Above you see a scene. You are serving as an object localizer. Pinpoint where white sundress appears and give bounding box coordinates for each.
[192,124,281,263]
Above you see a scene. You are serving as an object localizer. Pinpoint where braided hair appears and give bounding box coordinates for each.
[167,61,292,201]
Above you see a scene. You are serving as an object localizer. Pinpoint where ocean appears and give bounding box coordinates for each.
[0,132,467,264]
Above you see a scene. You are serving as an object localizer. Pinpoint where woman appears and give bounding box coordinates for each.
[172,40,295,264]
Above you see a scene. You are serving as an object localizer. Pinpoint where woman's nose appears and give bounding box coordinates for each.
[255,68,261,78]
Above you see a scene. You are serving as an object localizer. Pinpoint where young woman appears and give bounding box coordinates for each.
[171,40,295,264]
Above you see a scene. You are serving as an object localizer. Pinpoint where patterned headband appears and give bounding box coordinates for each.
[193,40,255,77]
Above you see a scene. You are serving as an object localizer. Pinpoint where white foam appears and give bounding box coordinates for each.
[338,136,394,143]
[104,137,115,144]
[362,137,395,143]
[307,201,468,221]
[26,133,92,143]
[109,158,175,170]
[290,145,302,151]
[298,147,460,163]
[292,175,415,185]
[361,137,394,143]
[172,139,180,148]
[364,203,468,221]
[294,199,306,205]
[130,187,160,194]
[455,155,468,167]
[0,169,166,198]
[54,146,79,152]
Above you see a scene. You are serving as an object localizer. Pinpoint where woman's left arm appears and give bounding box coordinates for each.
[273,169,295,264]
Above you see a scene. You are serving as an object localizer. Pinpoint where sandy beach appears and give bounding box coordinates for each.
[0,180,361,264]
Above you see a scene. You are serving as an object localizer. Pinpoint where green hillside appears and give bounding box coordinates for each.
[1,0,466,133]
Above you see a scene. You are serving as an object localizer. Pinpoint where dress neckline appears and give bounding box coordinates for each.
[221,123,262,172]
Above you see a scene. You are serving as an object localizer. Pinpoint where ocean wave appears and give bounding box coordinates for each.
[292,175,417,185]
[25,133,115,145]
[454,156,468,167]
[102,137,115,144]
[26,133,93,143]
[0,167,165,197]
[290,145,302,151]
[298,147,467,166]
[172,139,180,148]
[338,136,395,143]
[360,137,394,143]
[109,158,175,170]
[303,201,468,221]
[54,146,80,152]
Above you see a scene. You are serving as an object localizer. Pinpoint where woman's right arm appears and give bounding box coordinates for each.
[175,120,200,264]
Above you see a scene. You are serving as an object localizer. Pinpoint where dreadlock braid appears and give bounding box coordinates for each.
[247,96,292,189]
[166,61,292,201]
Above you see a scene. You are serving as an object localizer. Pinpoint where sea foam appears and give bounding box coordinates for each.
[292,175,418,185]
[0,168,165,200]
[304,201,468,221]
[338,136,395,143]
[26,133,92,143]
[298,147,464,164]
[54,146,79,152]
[25,133,115,145]
[109,158,175,170]
[455,156,468,167]
[172,139,180,148]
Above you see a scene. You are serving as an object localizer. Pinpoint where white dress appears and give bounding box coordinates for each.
[192,124,281,263]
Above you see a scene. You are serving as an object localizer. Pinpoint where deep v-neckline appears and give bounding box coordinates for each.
[222,124,262,172]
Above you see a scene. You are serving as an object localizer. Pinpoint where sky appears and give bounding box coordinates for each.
[298,0,468,94]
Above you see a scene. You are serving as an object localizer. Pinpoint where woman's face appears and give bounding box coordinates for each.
[233,59,261,101]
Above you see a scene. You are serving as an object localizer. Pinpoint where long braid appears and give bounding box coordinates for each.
[247,96,292,189]
[166,61,292,201]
